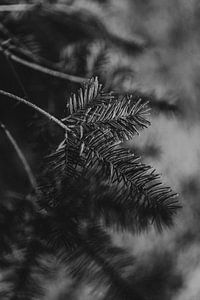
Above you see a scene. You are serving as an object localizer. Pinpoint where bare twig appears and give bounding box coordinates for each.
[0,46,87,83]
[0,122,37,191]
[0,89,70,132]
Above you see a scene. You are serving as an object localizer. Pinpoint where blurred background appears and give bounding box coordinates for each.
[0,1,200,299]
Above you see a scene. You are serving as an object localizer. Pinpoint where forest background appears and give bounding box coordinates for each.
[0,1,200,299]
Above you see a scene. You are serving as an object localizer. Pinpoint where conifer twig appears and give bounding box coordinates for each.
[0,46,87,83]
[0,89,70,131]
[0,122,37,191]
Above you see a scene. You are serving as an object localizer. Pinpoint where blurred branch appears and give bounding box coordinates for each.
[45,3,146,53]
[0,22,45,62]
[0,89,70,132]
[0,121,37,191]
[1,3,145,54]
[0,45,87,83]
[0,4,33,12]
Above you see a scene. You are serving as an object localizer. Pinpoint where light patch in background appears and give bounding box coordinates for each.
[174,244,200,300]
[118,113,200,300]
[130,115,200,190]
[77,0,200,116]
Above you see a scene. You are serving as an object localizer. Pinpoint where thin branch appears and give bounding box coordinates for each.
[0,4,33,12]
[0,89,70,132]
[0,31,61,75]
[0,46,87,83]
[0,122,37,191]
[0,24,87,83]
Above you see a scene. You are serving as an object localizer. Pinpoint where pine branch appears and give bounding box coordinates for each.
[48,135,83,180]
[0,89,70,131]
[52,78,179,231]
[82,130,179,230]
[88,181,153,232]
[0,122,37,192]
[0,76,180,299]
[63,77,150,143]
[50,132,179,231]
[64,96,150,141]
[63,77,103,116]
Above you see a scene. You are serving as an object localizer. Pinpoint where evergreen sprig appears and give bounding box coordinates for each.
[53,77,179,231]
[0,77,180,300]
